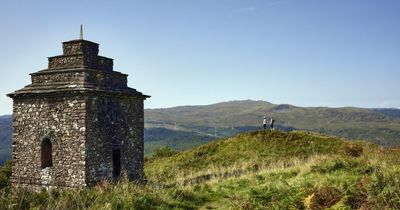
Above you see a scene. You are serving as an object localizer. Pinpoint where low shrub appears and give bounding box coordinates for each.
[0,161,12,190]
[343,143,363,157]
[152,146,178,158]
[307,187,341,210]
[311,158,376,175]
[366,169,400,209]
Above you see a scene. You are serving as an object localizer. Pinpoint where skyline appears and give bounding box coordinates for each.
[1,0,400,115]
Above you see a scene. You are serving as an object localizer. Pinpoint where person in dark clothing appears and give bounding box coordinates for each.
[270,117,275,130]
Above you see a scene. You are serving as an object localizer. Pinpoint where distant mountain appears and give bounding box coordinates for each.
[144,128,215,155]
[1,100,400,163]
[145,100,400,146]
[0,115,12,165]
[373,108,400,118]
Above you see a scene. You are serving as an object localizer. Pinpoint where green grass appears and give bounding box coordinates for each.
[1,130,400,209]
[145,130,347,184]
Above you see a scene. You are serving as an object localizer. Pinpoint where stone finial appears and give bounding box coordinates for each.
[80,24,83,40]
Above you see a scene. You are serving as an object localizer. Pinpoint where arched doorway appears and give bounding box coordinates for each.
[112,148,121,179]
[41,138,53,168]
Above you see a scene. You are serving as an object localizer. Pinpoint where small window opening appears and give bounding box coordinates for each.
[41,138,53,168]
[112,148,121,179]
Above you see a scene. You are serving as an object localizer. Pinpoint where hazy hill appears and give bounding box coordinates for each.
[1,100,400,163]
[0,115,12,165]
[145,100,400,146]
[144,128,214,155]
[1,130,399,209]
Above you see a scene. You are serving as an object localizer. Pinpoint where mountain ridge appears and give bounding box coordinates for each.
[144,99,400,146]
[1,100,400,164]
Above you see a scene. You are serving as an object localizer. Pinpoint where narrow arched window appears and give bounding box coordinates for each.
[41,138,53,168]
[112,148,121,179]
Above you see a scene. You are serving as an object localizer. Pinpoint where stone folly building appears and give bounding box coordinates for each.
[7,32,150,190]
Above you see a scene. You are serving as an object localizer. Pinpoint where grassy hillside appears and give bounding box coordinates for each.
[144,125,293,156]
[145,100,400,146]
[1,130,399,209]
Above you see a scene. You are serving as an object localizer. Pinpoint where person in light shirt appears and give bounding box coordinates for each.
[263,116,267,130]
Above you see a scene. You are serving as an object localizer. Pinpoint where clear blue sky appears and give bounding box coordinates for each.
[1,0,399,115]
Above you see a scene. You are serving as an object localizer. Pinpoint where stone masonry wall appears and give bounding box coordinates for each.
[63,41,99,55]
[9,38,148,190]
[48,55,113,71]
[11,96,87,190]
[31,71,86,84]
[31,70,127,89]
[85,95,144,185]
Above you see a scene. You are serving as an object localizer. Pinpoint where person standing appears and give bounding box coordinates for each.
[270,117,275,130]
[263,116,267,129]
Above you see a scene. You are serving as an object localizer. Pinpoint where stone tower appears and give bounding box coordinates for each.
[7,33,150,190]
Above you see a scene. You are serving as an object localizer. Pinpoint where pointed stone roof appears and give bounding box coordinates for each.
[8,38,150,99]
